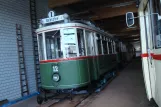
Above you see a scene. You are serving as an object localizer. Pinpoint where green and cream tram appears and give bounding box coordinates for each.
[36,12,132,104]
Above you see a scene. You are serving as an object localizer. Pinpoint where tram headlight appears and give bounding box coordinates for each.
[52,73,60,82]
[63,13,69,19]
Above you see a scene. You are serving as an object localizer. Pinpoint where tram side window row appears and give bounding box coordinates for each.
[76,31,117,56]
[96,33,116,55]
[37,29,117,61]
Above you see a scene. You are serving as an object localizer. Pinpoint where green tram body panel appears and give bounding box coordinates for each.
[40,55,118,90]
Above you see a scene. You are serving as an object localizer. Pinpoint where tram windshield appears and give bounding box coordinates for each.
[45,31,63,59]
[37,30,63,60]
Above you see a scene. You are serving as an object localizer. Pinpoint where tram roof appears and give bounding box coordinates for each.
[36,21,116,39]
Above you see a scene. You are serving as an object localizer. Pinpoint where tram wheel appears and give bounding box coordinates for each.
[37,95,44,104]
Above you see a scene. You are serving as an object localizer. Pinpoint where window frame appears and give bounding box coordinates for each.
[100,35,104,55]
[96,34,102,55]
[37,33,45,60]
[42,32,47,60]
[106,38,109,54]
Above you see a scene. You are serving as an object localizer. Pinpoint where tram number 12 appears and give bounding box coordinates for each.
[53,66,58,72]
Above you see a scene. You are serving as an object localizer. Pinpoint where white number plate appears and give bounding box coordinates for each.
[53,66,58,72]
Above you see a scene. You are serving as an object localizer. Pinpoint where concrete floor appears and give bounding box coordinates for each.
[10,58,150,107]
[79,58,150,107]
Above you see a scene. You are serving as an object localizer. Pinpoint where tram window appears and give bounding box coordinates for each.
[111,41,114,54]
[113,41,116,54]
[97,40,102,54]
[116,43,120,53]
[102,40,108,54]
[77,29,86,56]
[38,34,45,60]
[97,34,102,54]
[85,31,93,55]
[108,41,112,54]
[63,28,77,58]
[45,30,63,59]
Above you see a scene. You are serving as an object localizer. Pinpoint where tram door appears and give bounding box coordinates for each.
[143,1,156,101]
[85,30,98,80]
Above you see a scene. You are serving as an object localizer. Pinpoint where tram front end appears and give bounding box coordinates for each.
[37,28,90,91]
[40,59,90,90]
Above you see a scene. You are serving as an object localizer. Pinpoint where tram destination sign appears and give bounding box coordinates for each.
[41,15,64,24]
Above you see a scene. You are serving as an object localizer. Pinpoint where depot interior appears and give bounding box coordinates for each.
[0,0,161,107]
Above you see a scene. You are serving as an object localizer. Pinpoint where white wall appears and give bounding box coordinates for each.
[0,0,36,101]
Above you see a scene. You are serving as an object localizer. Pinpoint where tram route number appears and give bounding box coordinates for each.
[53,66,59,72]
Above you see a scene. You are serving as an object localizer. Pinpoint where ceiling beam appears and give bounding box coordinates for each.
[115,34,139,38]
[114,29,139,34]
[122,36,140,40]
[70,0,136,15]
[95,13,138,25]
[49,0,81,8]
[91,4,137,20]
[123,38,140,42]
[106,29,140,36]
